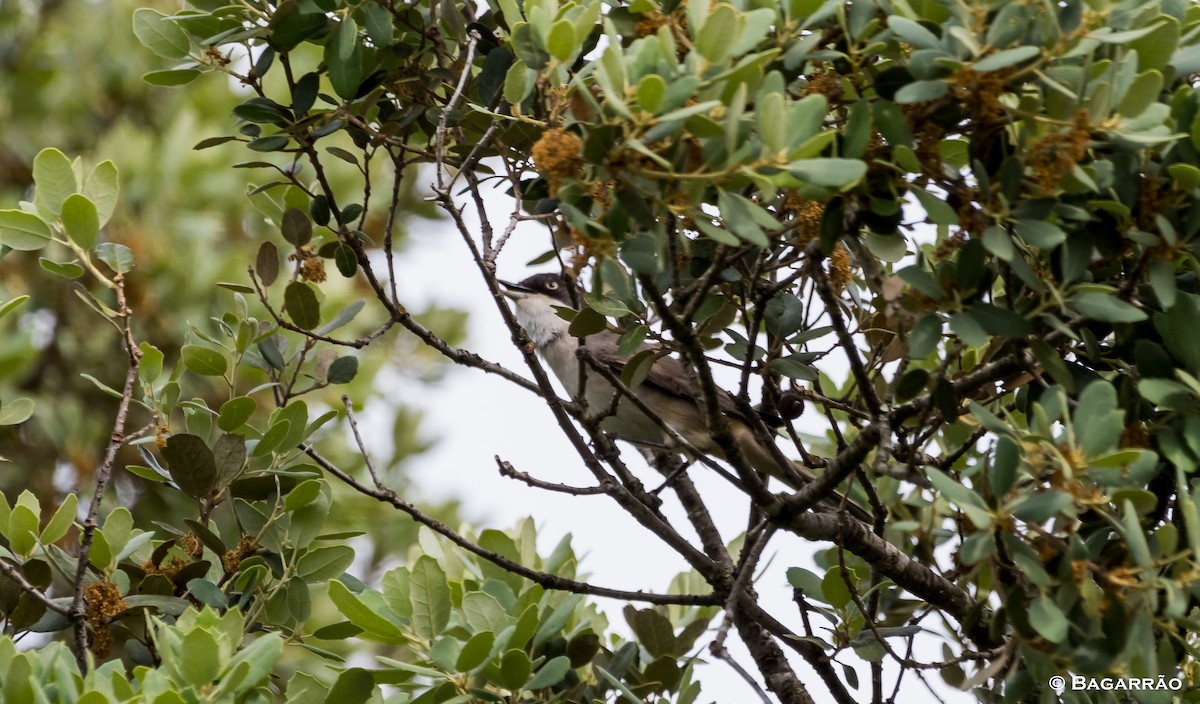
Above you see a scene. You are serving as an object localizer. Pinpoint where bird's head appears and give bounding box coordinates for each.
[499,273,576,305]
[499,273,579,346]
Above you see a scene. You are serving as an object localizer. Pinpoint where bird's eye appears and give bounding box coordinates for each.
[546,281,559,290]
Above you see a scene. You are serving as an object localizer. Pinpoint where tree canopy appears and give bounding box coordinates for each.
[3,0,1200,702]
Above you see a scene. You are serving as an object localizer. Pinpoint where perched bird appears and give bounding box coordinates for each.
[501,273,869,520]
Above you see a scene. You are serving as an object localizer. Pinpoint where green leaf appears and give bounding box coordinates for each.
[1029,595,1069,643]
[327,19,363,99]
[959,532,995,565]
[162,434,218,498]
[499,649,533,689]
[872,100,912,147]
[637,74,667,113]
[990,436,1019,497]
[1074,381,1122,456]
[186,578,229,609]
[182,345,228,377]
[0,398,35,426]
[212,634,284,699]
[143,69,202,86]
[94,242,134,273]
[757,91,786,155]
[786,158,867,189]
[527,655,571,689]
[911,187,958,226]
[39,493,77,544]
[39,258,84,279]
[533,593,583,647]
[284,479,324,513]
[360,2,394,46]
[1148,257,1177,309]
[927,467,992,527]
[256,241,279,286]
[568,307,607,338]
[7,505,38,556]
[218,396,256,431]
[1011,491,1073,522]
[695,4,736,63]
[949,311,987,347]
[1014,219,1065,249]
[1071,292,1146,323]
[285,282,321,330]
[132,9,192,59]
[547,20,576,61]
[252,419,291,457]
[895,80,948,104]
[297,545,355,581]
[974,45,1039,72]
[0,295,30,321]
[61,194,99,248]
[763,293,805,337]
[327,356,358,384]
[457,631,495,671]
[212,433,246,485]
[1122,499,1153,568]
[410,556,451,641]
[246,136,289,152]
[83,160,119,227]
[888,16,940,50]
[33,147,78,224]
[982,225,1013,260]
[0,210,52,251]
[281,208,312,246]
[1139,378,1193,409]
[908,315,942,358]
[1130,17,1179,72]
[327,580,404,639]
[967,303,1030,339]
[334,243,357,277]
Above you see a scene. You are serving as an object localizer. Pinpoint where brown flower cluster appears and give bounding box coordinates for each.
[85,580,127,657]
[1120,422,1150,449]
[634,11,671,37]
[934,230,968,260]
[1028,110,1091,195]
[223,535,258,573]
[949,67,1014,122]
[179,533,203,557]
[827,242,852,294]
[914,122,945,170]
[782,192,824,243]
[290,246,327,283]
[143,555,191,582]
[1137,173,1166,234]
[532,128,583,197]
[800,65,843,100]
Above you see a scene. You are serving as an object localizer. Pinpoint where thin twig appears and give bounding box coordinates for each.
[70,280,142,670]
[342,395,382,488]
[496,457,609,495]
[305,446,718,606]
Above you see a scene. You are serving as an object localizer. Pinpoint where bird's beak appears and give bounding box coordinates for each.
[498,279,530,300]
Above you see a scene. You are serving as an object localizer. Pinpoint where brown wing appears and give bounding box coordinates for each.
[584,333,749,422]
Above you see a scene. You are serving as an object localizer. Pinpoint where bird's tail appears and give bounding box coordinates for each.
[732,425,873,522]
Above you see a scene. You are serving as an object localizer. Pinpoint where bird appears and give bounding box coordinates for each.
[500,273,870,520]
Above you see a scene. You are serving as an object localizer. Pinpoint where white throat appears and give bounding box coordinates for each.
[512,295,572,348]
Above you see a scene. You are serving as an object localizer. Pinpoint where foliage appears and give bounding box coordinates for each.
[4,0,1200,702]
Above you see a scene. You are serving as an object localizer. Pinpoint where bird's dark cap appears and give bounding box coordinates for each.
[499,273,575,304]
